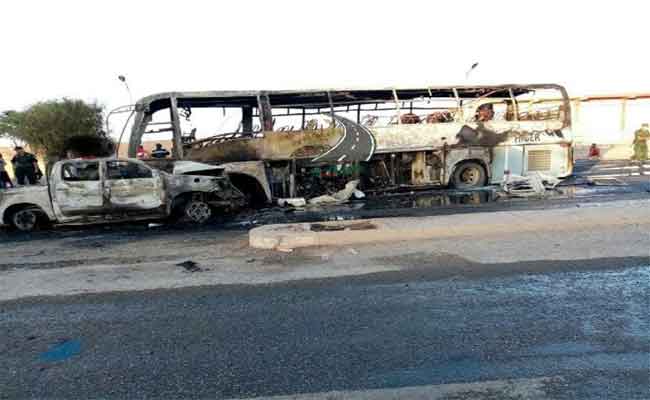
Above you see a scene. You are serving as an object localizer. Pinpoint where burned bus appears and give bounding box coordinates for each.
[127,84,573,205]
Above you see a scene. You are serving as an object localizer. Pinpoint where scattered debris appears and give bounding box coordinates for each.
[590,177,627,186]
[277,198,307,207]
[500,172,560,197]
[310,221,376,232]
[557,176,595,186]
[246,258,256,263]
[176,260,203,273]
[308,180,361,205]
[40,339,81,362]
[276,247,294,253]
[348,248,359,255]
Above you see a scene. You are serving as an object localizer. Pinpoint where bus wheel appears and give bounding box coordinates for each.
[452,162,487,189]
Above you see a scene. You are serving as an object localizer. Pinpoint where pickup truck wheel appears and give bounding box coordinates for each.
[184,200,212,224]
[11,208,41,232]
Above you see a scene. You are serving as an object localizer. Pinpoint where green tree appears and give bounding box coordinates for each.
[0,110,23,143]
[0,98,113,159]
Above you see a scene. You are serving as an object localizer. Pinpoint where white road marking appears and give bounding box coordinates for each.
[356,137,360,142]
[337,154,347,162]
[350,144,356,150]
[234,376,560,400]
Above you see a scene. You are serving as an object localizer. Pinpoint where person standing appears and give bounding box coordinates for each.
[150,143,170,159]
[11,146,39,185]
[632,123,649,162]
[588,143,601,160]
[0,153,14,189]
[136,145,149,159]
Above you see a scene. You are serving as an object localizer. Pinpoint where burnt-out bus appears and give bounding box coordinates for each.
[126,84,573,204]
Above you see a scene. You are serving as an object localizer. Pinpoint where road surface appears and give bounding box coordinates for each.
[2,257,648,399]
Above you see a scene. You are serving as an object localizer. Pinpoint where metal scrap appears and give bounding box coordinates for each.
[308,180,362,205]
[176,260,203,273]
[500,172,560,197]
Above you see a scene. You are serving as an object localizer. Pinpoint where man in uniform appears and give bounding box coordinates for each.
[151,143,170,159]
[11,146,39,185]
[632,123,649,161]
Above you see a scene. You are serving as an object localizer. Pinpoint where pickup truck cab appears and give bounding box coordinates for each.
[0,157,244,232]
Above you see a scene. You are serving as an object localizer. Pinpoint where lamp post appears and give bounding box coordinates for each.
[465,62,479,81]
[118,75,133,105]
[109,75,136,157]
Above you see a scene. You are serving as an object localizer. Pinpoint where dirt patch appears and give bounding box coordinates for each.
[0,254,177,271]
[260,250,327,268]
[373,251,476,270]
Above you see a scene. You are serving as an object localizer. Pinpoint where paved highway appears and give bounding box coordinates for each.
[2,258,648,399]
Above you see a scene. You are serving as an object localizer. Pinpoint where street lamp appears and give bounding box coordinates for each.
[118,74,134,105]
[465,62,479,81]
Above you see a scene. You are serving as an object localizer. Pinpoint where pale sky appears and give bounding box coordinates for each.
[1,0,649,122]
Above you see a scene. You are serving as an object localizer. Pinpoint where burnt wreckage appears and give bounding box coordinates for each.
[127,84,573,204]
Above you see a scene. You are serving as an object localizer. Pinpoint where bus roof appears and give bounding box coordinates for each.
[136,84,567,112]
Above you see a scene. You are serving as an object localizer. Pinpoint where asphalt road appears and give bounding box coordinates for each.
[2,257,649,399]
[312,116,375,163]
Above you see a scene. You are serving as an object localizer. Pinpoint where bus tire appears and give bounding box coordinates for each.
[451,161,487,189]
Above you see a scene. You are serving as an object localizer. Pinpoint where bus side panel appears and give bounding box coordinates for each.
[490,146,525,183]
[491,144,572,183]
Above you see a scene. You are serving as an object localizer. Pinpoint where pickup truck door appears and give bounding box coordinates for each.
[54,160,104,216]
[105,160,164,211]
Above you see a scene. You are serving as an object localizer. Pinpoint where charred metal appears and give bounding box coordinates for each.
[127,84,573,204]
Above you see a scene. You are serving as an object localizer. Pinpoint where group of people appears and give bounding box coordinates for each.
[0,147,41,189]
[583,124,649,161]
[136,143,170,159]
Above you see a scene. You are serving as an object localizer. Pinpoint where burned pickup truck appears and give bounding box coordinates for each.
[0,158,244,232]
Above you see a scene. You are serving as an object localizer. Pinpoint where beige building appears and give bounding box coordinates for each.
[570,93,650,159]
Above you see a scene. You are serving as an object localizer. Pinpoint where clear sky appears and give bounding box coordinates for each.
[1,0,648,115]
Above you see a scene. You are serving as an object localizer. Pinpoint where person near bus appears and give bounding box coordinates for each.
[588,143,601,160]
[136,145,148,159]
[0,153,14,189]
[11,146,39,185]
[632,123,649,161]
[476,103,495,122]
[151,143,170,159]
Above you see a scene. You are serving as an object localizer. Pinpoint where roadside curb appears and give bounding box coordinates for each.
[249,199,650,250]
